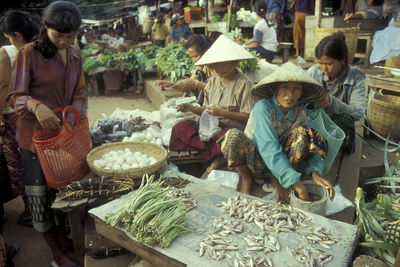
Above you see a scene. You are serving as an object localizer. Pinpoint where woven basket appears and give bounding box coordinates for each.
[86,142,167,179]
[314,27,359,64]
[384,55,400,77]
[367,94,400,140]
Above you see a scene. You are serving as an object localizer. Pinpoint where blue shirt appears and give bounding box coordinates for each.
[307,64,366,121]
[265,0,287,14]
[244,98,324,189]
[170,24,192,42]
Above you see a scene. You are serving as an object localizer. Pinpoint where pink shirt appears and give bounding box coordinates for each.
[8,42,86,152]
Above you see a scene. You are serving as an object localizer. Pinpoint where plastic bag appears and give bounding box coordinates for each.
[198,110,221,141]
[207,170,239,189]
[326,185,354,216]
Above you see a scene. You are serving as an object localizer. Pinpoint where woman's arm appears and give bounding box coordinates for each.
[324,70,366,121]
[206,104,249,124]
[252,100,302,189]
[176,104,205,115]
[245,40,260,49]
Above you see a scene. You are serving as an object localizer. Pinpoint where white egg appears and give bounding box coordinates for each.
[131,163,138,168]
[114,158,123,166]
[124,148,131,154]
[149,158,157,165]
[146,132,153,141]
[122,136,129,142]
[112,164,121,170]
[97,159,106,168]
[110,151,118,157]
[134,152,141,158]
[105,162,113,169]
[121,163,130,170]
[156,139,163,147]
[137,133,145,141]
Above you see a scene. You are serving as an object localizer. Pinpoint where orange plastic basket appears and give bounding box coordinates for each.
[32,106,91,188]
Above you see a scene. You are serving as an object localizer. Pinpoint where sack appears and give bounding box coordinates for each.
[198,110,221,141]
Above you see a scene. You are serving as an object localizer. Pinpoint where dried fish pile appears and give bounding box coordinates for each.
[161,176,191,189]
[198,217,242,260]
[197,195,342,266]
[289,245,333,265]
[168,188,197,210]
[216,195,310,232]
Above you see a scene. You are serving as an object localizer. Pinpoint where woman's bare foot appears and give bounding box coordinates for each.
[206,155,226,174]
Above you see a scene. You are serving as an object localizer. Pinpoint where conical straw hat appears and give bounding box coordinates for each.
[195,35,254,66]
[252,62,327,104]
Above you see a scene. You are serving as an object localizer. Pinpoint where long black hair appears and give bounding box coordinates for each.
[315,31,348,63]
[0,10,41,42]
[34,1,81,58]
[183,34,213,55]
[254,0,272,27]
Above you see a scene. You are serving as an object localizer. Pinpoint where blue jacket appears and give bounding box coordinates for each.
[307,64,366,121]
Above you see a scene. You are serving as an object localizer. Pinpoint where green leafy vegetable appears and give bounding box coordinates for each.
[156,44,194,82]
[238,51,260,73]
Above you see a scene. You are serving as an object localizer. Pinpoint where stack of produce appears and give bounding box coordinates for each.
[105,174,195,248]
[90,116,150,147]
[356,150,400,265]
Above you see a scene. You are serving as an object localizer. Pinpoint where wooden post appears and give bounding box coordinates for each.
[226,0,233,32]
[205,0,209,35]
[315,0,322,28]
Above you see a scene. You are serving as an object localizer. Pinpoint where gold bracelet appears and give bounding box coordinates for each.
[195,80,199,88]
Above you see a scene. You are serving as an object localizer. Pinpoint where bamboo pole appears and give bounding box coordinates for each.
[315,0,322,28]
[226,0,233,32]
[205,0,209,35]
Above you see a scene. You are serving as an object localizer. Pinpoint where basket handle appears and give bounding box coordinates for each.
[58,106,81,133]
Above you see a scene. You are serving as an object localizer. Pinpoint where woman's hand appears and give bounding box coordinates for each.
[292,180,310,201]
[312,172,335,200]
[155,80,176,89]
[176,104,192,113]
[270,177,290,203]
[174,78,196,92]
[318,95,330,107]
[206,104,225,117]
[34,104,60,131]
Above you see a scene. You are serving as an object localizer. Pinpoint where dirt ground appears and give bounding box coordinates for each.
[3,92,156,267]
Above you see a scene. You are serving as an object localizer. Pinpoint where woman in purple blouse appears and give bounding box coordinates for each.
[8,1,85,266]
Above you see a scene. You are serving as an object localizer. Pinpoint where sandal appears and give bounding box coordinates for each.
[51,260,80,267]
[6,243,19,258]
[17,217,33,228]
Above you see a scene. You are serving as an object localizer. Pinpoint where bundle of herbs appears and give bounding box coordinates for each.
[238,51,260,73]
[105,174,195,248]
[156,44,194,82]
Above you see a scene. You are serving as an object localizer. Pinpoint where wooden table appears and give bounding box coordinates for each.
[51,173,102,257]
[90,174,358,267]
[367,75,400,96]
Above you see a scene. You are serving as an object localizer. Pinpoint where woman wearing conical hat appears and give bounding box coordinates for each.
[169,35,256,174]
[217,62,335,202]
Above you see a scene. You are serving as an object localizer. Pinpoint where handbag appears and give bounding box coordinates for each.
[308,108,345,175]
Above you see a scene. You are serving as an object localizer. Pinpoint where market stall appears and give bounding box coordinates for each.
[89,173,358,267]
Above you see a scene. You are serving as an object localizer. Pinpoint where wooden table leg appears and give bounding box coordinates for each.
[67,209,86,256]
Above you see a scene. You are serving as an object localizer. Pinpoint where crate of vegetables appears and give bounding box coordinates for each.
[86,142,167,179]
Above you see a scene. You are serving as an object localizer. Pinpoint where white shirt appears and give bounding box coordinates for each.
[254,19,278,52]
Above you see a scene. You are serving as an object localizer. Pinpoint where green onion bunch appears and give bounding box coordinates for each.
[105,174,194,247]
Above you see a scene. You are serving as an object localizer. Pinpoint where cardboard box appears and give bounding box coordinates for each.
[184,7,202,23]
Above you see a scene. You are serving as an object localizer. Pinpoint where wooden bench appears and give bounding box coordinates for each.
[167,150,203,165]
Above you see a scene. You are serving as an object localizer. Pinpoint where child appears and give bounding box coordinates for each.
[245,0,278,63]
[8,1,86,266]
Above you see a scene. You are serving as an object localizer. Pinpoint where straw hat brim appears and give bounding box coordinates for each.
[251,62,327,104]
